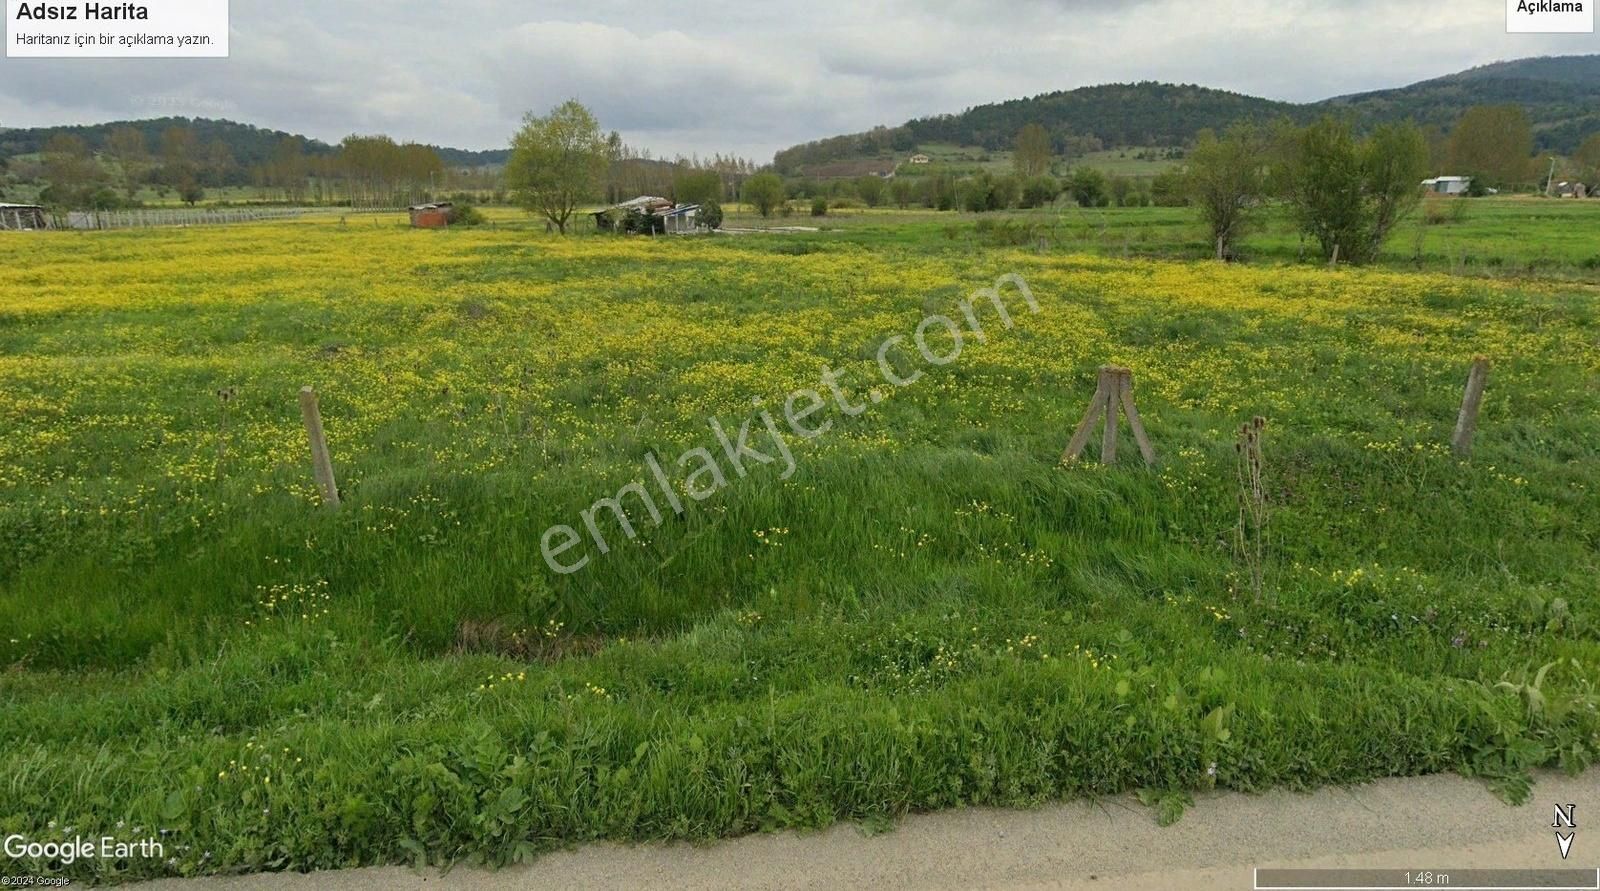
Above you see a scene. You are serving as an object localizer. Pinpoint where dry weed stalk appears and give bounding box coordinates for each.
[1234,416,1269,603]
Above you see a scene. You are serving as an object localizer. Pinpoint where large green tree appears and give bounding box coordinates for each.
[1448,105,1533,189]
[506,100,610,234]
[1362,122,1431,252]
[1575,133,1600,183]
[889,177,915,208]
[854,175,885,207]
[1013,123,1053,177]
[1186,124,1267,259]
[1275,116,1429,265]
[742,172,786,218]
[41,133,102,207]
[672,169,723,206]
[103,127,148,199]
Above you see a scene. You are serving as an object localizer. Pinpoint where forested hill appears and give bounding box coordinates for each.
[1317,56,1600,155]
[0,117,510,168]
[774,54,1600,173]
[909,83,1297,152]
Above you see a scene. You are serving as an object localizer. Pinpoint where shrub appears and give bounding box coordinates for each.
[1068,167,1108,207]
[854,175,886,207]
[1019,176,1059,209]
[1150,170,1188,206]
[990,174,1021,210]
[811,196,828,217]
[959,178,991,213]
[1110,176,1133,206]
[697,201,723,230]
[742,173,786,218]
[446,203,486,226]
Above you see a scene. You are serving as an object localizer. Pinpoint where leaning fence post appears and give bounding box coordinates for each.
[1062,374,1109,463]
[1062,365,1155,467]
[1450,356,1490,458]
[299,386,340,506]
[1118,371,1156,466]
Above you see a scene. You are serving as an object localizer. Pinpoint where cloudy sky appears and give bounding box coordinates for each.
[1,0,1595,161]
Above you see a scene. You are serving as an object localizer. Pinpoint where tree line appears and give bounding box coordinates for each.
[11,123,474,209]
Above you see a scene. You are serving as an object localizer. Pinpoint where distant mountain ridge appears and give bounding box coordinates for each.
[775,54,1600,173]
[0,116,510,168]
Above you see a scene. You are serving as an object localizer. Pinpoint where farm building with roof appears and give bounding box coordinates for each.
[0,203,48,231]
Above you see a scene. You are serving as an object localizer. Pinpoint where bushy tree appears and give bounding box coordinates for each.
[1448,105,1533,190]
[955,173,1020,212]
[1013,123,1053,177]
[1362,122,1431,253]
[672,169,723,206]
[743,173,786,217]
[923,173,958,210]
[698,200,723,230]
[1186,124,1267,258]
[506,99,610,234]
[959,177,990,212]
[41,134,105,208]
[1109,176,1133,206]
[1275,116,1429,264]
[1150,169,1187,206]
[811,195,828,216]
[1575,133,1600,183]
[990,174,1021,210]
[889,177,916,208]
[1019,175,1059,208]
[1067,166,1107,207]
[104,126,148,200]
[854,175,885,207]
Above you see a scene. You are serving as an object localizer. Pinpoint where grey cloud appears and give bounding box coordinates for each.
[1,0,1594,161]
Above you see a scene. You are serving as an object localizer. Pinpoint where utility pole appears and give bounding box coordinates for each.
[1546,156,1558,197]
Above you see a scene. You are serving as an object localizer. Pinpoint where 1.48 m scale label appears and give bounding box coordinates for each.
[6,0,228,57]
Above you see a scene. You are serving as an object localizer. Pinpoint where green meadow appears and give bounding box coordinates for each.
[1,206,1597,881]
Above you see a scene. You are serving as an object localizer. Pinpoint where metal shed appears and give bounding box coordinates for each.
[592,196,701,234]
[658,204,700,234]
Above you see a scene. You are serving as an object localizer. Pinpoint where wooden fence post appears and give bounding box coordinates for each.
[1061,374,1109,463]
[1062,365,1156,467]
[1098,367,1120,464]
[1328,243,1340,268]
[1450,356,1490,458]
[299,386,340,506]
[1118,371,1157,466]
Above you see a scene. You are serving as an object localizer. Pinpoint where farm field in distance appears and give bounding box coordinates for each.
[2,207,1598,882]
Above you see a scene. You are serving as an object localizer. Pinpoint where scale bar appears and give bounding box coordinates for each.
[1254,867,1600,890]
